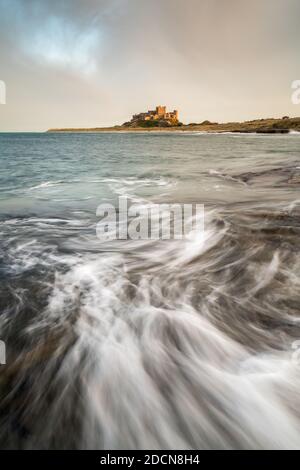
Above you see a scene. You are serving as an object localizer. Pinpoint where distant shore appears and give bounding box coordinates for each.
[47,117,300,134]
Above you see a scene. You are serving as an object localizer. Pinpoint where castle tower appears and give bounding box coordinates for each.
[156,106,166,118]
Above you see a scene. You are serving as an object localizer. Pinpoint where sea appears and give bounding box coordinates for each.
[0,131,300,449]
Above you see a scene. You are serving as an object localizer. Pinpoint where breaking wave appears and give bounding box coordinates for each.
[1,205,300,449]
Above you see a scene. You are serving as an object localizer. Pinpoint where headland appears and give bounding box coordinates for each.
[47,106,300,134]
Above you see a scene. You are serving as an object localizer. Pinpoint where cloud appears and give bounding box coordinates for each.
[27,17,100,75]
[0,0,108,73]
[0,0,299,130]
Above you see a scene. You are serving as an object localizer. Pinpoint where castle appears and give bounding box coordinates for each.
[127,106,179,126]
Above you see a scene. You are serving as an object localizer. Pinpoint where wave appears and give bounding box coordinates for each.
[28,181,65,190]
[1,208,300,449]
[104,176,176,202]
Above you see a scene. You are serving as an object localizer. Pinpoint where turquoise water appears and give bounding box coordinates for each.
[0,132,300,449]
[1,132,299,214]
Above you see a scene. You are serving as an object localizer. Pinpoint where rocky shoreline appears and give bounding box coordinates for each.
[47,116,300,134]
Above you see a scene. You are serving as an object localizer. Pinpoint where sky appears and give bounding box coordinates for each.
[0,0,299,131]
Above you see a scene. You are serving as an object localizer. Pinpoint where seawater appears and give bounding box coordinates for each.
[0,132,300,449]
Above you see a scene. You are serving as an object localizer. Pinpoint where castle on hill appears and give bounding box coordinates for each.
[124,106,179,127]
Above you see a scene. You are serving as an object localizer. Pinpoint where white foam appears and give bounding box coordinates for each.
[20,212,299,449]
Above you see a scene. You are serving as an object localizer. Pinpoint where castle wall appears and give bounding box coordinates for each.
[131,106,178,123]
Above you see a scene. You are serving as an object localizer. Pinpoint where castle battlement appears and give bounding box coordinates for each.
[130,106,179,125]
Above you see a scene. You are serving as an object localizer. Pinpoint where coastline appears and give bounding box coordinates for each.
[47,116,300,134]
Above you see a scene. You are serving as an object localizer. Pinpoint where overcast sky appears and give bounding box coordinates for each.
[0,0,299,131]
